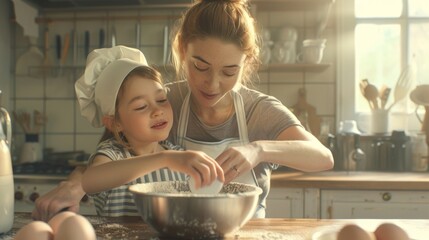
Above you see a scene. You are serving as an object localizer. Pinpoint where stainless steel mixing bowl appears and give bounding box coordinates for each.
[129,181,262,239]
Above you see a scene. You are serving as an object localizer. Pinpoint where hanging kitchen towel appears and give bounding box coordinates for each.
[15,36,44,76]
[12,0,38,38]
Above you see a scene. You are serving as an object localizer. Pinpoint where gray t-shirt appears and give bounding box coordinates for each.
[166,81,302,216]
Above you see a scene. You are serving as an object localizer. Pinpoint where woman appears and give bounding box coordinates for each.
[32,0,333,221]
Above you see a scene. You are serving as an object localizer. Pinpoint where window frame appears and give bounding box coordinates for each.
[336,0,425,131]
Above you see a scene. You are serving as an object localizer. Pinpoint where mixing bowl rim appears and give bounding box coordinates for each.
[128,181,263,198]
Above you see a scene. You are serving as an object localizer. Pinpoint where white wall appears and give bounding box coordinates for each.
[0,0,12,109]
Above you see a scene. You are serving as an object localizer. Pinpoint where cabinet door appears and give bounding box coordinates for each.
[266,188,304,218]
[321,190,429,219]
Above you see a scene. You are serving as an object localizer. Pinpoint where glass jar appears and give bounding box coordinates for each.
[411,132,428,172]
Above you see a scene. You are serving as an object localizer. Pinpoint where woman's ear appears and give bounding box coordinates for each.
[102,116,121,132]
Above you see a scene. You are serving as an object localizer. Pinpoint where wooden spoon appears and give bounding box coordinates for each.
[33,110,47,134]
[378,85,391,110]
[364,81,379,110]
[13,111,31,133]
[359,79,372,109]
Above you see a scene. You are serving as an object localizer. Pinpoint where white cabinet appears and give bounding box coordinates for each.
[268,188,429,219]
[320,190,429,219]
[266,188,304,218]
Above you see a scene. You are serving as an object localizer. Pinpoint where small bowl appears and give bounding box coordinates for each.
[303,38,327,47]
[410,84,429,106]
[338,120,361,134]
[312,229,338,240]
[129,181,262,239]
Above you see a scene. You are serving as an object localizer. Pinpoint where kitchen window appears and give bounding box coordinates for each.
[337,0,429,131]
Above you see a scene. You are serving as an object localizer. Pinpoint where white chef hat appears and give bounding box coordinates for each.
[75,45,148,128]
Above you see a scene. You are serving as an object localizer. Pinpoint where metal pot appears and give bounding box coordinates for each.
[336,133,366,171]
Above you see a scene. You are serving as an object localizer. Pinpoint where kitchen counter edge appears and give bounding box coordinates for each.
[270,171,429,190]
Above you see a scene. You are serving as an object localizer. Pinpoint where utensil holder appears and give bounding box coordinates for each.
[371,109,390,134]
[19,134,42,163]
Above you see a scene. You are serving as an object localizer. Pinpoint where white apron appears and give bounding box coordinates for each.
[176,91,264,217]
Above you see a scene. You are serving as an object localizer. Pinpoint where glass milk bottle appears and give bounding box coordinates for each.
[0,104,14,233]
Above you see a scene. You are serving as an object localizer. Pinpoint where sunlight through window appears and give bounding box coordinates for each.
[355,0,402,18]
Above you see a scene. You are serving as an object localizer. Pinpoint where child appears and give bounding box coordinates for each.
[75,46,224,217]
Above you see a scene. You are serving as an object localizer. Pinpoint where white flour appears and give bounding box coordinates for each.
[132,181,257,197]
[233,229,309,240]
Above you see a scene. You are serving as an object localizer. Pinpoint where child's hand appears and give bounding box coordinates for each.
[167,150,225,189]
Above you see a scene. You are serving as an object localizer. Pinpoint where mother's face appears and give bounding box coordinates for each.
[183,37,247,108]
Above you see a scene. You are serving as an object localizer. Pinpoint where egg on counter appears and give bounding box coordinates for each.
[47,211,77,234]
[337,224,375,240]
[374,223,409,240]
[14,221,53,240]
[54,214,96,240]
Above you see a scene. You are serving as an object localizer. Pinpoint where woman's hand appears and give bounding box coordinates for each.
[216,126,334,181]
[166,150,225,190]
[31,166,86,222]
[31,180,85,221]
[215,143,261,183]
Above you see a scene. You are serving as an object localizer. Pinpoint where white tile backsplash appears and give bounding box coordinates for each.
[76,134,101,154]
[45,99,75,133]
[269,83,303,108]
[140,46,164,65]
[14,100,44,124]
[15,76,44,98]
[75,104,102,134]
[45,76,76,98]
[306,84,335,115]
[45,134,75,152]
[269,71,304,84]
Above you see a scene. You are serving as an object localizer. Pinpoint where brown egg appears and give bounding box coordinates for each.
[14,221,53,240]
[47,211,76,234]
[374,223,409,240]
[337,224,373,240]
[54,214,96,240]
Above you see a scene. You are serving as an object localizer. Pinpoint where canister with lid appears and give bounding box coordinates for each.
[411,132,428,172]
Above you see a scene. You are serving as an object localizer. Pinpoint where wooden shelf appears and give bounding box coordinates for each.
[155,64,332,73]
[259,63,331,72]
[251,0,335,11]
[16,63,330,77]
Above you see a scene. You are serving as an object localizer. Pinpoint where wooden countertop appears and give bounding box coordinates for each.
[270,171,429,190]
[13,171,429,190]
[2,213,428,240]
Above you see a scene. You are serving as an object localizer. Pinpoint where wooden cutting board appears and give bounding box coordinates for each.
[292,88,321,137]
[423,106,429,149]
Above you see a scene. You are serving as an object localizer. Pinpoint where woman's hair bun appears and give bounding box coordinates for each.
[199,0,248,5]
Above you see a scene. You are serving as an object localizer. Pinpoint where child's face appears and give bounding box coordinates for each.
[115,75,173,145]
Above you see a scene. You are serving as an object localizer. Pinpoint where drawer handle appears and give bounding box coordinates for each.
[382,192,391,201]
